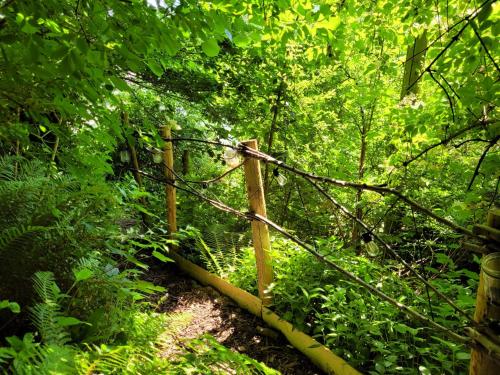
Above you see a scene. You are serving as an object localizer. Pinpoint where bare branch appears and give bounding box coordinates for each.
[305,177,475,324]
[428,69,455,122]
[467,135,499,191]
[239,144,476,237]
[402,117,493,167]
[164,136,479,238]
[406,0,493,93]
[471,21,500,74]
[134,167,471,345]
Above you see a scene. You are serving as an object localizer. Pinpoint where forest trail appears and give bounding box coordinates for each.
[146,263,320,375]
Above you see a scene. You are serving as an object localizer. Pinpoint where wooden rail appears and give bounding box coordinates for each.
[169,251,361,375]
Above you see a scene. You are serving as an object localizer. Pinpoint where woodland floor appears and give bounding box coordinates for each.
[146,262,321,375]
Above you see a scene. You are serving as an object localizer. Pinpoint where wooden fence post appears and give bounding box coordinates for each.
[242,139,273,306]
[162,126,177,237]
[470,209,500,374]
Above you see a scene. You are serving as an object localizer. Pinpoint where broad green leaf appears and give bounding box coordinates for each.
[146,60,164,77]
[73,268,93,282]
[202,38,220,57]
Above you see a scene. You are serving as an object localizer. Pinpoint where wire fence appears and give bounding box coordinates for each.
[131,136,499,359]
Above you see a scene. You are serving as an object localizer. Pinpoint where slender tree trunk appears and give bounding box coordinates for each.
[182,149,190,175]
[279,182,293,226]
[263,83,283,194]
[123,112,148,227]
[13,108,20,178]
[400,32,427,99]
[351,118,368,253]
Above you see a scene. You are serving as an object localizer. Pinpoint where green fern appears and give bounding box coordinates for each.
[196,234,224,276]
[0,225,48,252]
[29,272,70,346]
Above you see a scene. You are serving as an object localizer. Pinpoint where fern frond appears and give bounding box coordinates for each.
[30,272,70,346]
[77,345,129,375]
[195,234,224,276]
[0,225,47,252]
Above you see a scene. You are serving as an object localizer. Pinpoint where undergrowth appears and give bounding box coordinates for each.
[0,157,277,374]
[188,234,477,374]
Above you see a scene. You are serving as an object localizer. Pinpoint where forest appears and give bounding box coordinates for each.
[0,0,499,374]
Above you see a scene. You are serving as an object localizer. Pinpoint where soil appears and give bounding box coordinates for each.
[146,262,322,375]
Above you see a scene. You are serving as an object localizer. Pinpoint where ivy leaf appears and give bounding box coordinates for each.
[202,38,220,57]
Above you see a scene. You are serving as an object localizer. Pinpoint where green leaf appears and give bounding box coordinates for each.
[233,33,250,47]
[202,38,220,57]
[21,21,39,34]
[110,77,130,91]
[152,250,174,263]
[316,16,340,31]
[73,268,93,282]
[456,352,471,360]
[0,300,20,313]
[146,60,164,77]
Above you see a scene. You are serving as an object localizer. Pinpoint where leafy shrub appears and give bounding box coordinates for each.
[195,235,476,374]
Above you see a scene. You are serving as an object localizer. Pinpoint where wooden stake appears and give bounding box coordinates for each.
[470,209,500,375]
[162,126,177,236]
[242,139,273,306]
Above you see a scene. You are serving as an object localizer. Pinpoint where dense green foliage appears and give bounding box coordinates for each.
[189,235,477,373]
[1,0,498,373]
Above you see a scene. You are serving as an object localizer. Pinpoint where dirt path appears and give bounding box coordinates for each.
[147,263,321,375]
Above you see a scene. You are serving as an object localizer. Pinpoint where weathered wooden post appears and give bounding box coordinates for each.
[241,139,273,306]
[162,125,177,236]
[470,208,500,374]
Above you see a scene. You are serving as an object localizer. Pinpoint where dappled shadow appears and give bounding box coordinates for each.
[146,262,321,375]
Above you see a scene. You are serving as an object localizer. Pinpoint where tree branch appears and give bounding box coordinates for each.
[471,20,500,74]
[304,176,475,324]
[165,136,479,238]
[238,144,476,237]
[134,167,471,345]
[428,69,455,122]
[402,117,492,167]
[406,0,493,93]
[467,135,499,191]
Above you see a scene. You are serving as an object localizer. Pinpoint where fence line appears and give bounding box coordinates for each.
[131,136,500,366]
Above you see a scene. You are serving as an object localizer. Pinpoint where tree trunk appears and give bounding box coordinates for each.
[351,118,368,254]
[182,149,190,175]
[400,32,427,100]
[263,83,283,194]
